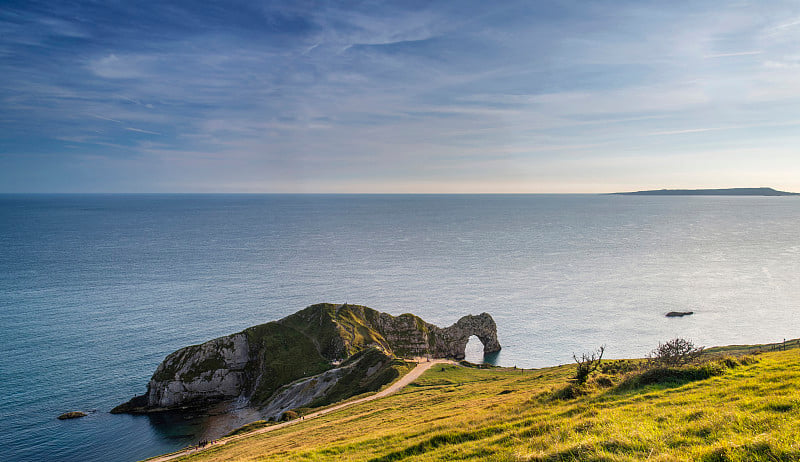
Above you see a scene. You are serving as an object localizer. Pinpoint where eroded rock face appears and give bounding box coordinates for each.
[259,348,396,420]
[336,305,501,360]
[113,333,251,413]
[261,367,346,420]
[430,313,502,360]
[145,333,250,409]
[113,304,500,414]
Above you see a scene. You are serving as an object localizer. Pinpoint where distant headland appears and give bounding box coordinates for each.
[613,187,799,196]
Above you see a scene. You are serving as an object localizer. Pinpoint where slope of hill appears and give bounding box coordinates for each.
[167,345,800,462]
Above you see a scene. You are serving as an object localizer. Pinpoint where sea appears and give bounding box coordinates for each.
[1,194,798,462]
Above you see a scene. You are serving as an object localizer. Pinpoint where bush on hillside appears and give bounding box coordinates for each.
[615,355,758,392]
[572,346,605,385]
[648,338,704,367]
[600,359,641,375]
[551,383,590,400]
[593,375,615,388]
[616,363,723,390]
[550,372,615,401]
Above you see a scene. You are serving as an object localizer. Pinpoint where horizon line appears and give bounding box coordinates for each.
[0,191,612,195]
[2,188,798,196]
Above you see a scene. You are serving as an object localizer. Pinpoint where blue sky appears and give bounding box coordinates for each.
[2,0,800,192]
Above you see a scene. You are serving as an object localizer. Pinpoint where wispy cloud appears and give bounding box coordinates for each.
[3,0,800,192]
[87,54,150,79]
[772,18,800,30]
[125,127,161,135]
[704,51,762,58]
[89,114,123,123]
[648,119,800,137]
[648,128,718,136]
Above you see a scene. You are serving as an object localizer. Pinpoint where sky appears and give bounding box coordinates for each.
[2,0,800,193]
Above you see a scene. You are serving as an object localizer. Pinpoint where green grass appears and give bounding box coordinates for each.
[279,303,394,359]
[165,348,800,462]
[218,303,420,406]
[243,322,333,405]
[280,303,440,359]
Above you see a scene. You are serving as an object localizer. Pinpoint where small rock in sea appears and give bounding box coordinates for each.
[665,311,694,317]
[58,411,87,420]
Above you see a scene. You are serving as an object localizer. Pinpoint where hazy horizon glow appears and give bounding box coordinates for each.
[2,1,800,193]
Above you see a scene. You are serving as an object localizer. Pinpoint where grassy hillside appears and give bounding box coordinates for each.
[161,346,800,462]
[279,303,437,358]
[241,303,418,405]
[243,321,332,405]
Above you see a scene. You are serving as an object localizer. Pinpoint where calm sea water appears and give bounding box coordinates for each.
[1,194,799,461]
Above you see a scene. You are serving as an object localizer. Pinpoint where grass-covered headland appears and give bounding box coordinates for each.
[162,340,800,462]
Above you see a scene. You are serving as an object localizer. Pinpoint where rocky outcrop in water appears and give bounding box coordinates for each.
[112,304,501,415]
[665,311,694,317]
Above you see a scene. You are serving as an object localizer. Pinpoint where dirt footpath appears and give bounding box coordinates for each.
[146,358,451,462]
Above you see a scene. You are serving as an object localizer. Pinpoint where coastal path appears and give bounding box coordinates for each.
[146,358,452,462]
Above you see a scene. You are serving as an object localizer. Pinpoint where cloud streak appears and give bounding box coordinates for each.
[704,51,762,58]
[125,127,161,135]
[2,0,800,192]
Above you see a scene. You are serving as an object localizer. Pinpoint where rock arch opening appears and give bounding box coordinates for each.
[463,335,485,363]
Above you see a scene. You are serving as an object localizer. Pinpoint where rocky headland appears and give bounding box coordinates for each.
[112,303,500,422]
[613,187,799,196]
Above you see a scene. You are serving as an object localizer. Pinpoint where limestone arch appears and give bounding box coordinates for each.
[435,313,501,360]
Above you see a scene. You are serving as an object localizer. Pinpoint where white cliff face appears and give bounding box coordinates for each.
[146,333,250,408]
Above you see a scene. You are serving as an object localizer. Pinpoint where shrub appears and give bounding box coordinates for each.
[280,410,299,421]
[614,359,746,391]
[593,375,614,388]
[723,355,758,367]
[648,338,704,367]
[572,346,605,385]
[551,383,590,400]
[600,359,641,375]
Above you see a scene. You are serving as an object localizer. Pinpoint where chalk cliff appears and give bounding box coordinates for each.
[112,303,501,414]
